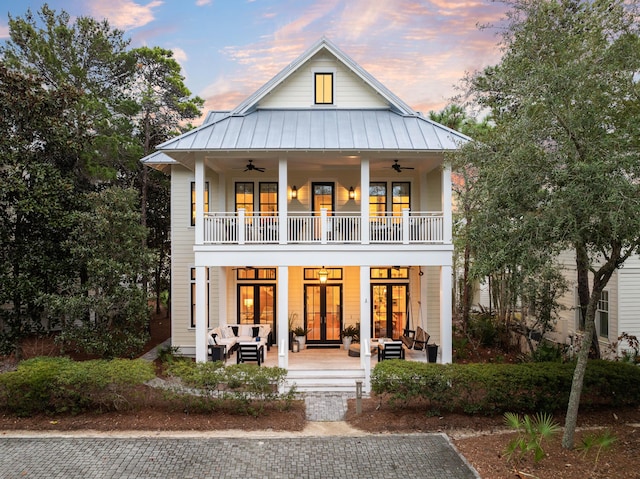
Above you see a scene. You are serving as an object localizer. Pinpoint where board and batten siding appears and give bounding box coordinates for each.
[259,52,388,110]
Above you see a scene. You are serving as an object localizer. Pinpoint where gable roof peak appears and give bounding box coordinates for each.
[232,37,417,116]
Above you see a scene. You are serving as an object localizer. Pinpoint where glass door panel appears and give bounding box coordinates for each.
[371,284,407,339]
[305,285,342,344]
[238,284,276,342]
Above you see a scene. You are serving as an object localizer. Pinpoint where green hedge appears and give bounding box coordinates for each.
[0,357,155,416]
[371,360,640,415]
[166,361,295,415]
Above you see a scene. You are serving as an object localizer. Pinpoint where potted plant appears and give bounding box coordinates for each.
[341,324,359,350]
[292,326,309,350]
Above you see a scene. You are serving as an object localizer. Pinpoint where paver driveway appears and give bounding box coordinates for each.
[0,434,479,479]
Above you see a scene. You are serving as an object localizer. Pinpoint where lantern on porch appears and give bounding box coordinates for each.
[318,266,328,284]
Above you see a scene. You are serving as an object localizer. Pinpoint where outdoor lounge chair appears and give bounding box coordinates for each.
[378,340,405,361]
[236,343,264,366]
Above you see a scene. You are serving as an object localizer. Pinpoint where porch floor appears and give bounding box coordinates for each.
[231,343,432,368]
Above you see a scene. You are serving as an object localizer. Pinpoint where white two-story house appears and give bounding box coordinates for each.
[142,38,468,387]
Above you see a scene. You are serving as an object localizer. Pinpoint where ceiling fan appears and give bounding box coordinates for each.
[244,159,265,172]
[391,159,414,173]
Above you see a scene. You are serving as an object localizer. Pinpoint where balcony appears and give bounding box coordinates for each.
[202,209,444,245]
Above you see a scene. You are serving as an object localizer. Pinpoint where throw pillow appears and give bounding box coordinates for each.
[252,326,261,338]
[231,325,239,336]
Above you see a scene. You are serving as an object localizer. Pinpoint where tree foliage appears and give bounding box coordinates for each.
[0,5,201,356]
[462,0,640,448]
[0,65,82,356]
[48,188,153,359]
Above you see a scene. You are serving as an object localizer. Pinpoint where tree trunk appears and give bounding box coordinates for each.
[561,295,597,449]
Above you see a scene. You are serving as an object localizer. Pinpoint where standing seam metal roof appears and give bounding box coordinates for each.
[157,109,469,152]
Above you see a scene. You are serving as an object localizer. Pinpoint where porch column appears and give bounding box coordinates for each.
[195,158,205,246]
[361,158,370,244]
[442,164,452,244]
[218,267,227,326]
[440,265,453,364]
[277,266,289,369]
[195,266,208,362]
[360,266,371,392]
[278,158,288,244]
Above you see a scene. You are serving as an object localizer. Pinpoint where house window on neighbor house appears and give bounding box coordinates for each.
[314,72,333,104]
[597,291,609,338]
[190,267,210,328]
[190,182,209,226]
[575,290,585,331]
[235,182,254,213]
[369,182,387,216]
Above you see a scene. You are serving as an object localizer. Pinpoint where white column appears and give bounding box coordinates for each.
[440,265,453,364]
[442,164,452,244]
[195,266,208,362]
[278,266,289,369]
[361,159,370,244]
[195,159,204,246]
[278,158,288,244]
[218,267,227,326]
[360,265,371,392]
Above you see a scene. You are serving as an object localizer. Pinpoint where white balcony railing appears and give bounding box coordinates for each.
[202,209,444,245]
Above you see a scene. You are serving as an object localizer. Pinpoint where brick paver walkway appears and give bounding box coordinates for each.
[0,435,478,479]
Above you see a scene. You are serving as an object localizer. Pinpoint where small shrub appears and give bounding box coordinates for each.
[504,412,561,465]
[578,429,616,469]
[531,340,564,363]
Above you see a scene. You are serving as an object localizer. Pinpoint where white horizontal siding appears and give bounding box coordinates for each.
[260,53,388,110]
[618,268,640,339]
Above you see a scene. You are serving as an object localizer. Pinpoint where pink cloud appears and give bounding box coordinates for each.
[89,0,163,30]
[0,22,9,39]
[203,0,507,115]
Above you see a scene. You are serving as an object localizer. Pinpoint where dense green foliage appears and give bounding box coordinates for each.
[0,357,155,416]
[0,5,203,356]
[371,360,640,415]
[166,360,295,415]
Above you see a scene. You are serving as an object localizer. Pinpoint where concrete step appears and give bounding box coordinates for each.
[285,369,365,393]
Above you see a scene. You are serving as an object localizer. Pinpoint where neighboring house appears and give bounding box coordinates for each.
[469,250,640,359]
[547,253,640,359]
[142,38,469,387]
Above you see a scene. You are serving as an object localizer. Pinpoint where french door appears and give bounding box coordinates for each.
[304,284,342,345]
[238,284,276,342]
[371,284,408,339]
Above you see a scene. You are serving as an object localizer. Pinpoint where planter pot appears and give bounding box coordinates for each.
[342,337,353,350]
[295,335,306,350]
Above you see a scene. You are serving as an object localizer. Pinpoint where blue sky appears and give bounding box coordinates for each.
[0,0,507,119]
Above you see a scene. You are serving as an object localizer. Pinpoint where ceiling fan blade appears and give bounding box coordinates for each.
[255,167,266,172]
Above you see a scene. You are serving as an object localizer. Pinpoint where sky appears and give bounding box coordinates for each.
[0,0,508,120]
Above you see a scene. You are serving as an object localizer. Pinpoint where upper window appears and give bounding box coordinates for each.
[314,72,333,104]
[369,182,387,217]
[190,182,209,226]
[392,182,411,215]
[235,182,254,213]
[259,182,278,216]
